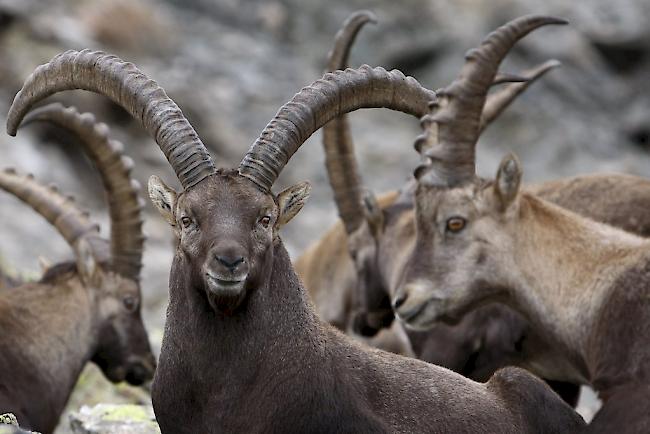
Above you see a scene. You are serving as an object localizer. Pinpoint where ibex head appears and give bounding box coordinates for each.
[393,16,566,329]
[73,236,154,384]
[9,103,155,385]
[149,172,310,312]
[394,155,523,329]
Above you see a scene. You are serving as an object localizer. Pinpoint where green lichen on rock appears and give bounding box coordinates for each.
[98,405,152,423]
[69,404,160,434]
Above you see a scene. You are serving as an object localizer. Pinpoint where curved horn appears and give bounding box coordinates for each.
[239,66,437,192]
[21,103,145,282]
[419,15,567,186]
[479,59,561,133]
[0,168,105,260]
[7,49,215,189]
[324,10,377,234]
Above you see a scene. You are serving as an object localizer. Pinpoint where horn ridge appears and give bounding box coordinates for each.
[420,15,567,186]
[7,49,215,189]
[20,103,145,282]
[0,168,105,262]
[324,11,377,234]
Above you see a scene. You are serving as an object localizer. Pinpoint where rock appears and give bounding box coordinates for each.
[69,405,160,434]
[0,427,35,434]
[0,413,39,434]
[0,414,18,427]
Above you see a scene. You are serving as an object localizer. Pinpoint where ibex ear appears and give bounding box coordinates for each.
[75,238,101,287]
[277,181,311,229]
[148,175,178,227]
[362,191,384,238]
[495,153,522,211]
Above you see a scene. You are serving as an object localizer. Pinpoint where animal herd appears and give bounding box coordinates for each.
[0,11,647,434]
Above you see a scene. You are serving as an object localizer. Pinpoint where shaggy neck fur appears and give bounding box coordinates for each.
[154,239,333,432]
[153,237,586,434]
[505,193,648,389]
[0,270,96,433]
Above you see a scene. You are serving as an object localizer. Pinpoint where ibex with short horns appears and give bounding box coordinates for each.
[0,105,154,434]
[391,17,650,434]
[7,19,586,431]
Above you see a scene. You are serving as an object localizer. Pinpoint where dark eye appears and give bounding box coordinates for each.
[181,216,192,228]
[446,217,466,233]
[259,215,271,228]
[123,295,138,312]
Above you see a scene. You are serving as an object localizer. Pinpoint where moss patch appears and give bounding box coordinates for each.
[99,405,153,423]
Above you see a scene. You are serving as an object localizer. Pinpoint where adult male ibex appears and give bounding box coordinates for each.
[299,10,561,340]
[7,16,587,433]
[0,104,155,434]
[298,12,650,406]
[389,16,650,434]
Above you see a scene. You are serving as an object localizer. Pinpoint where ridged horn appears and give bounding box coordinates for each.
[20,103,145,282]
[0,168,105,261]
[7,49,215,189]
[419,15,567,186]
[239,65,437,192]
[324,10,377,234]
[479,59,560,133]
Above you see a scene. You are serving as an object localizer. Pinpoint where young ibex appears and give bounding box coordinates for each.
[7,20,587,432]
[390,17,650,434]
[0,105,154,434]
[298,11,650,405]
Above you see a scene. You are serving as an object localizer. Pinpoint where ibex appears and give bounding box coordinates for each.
[299,11,561,336]
[298,11,650,406]
[7,18,587,433]
[0,104,155,434]
[389,18,650,434]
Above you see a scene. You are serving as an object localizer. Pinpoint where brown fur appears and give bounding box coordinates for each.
[397,159,650,427]
[150,173,585,433]
[0,249,154,434]
[298,173,650,394]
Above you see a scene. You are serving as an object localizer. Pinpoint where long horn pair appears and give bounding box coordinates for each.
[415,15,567,186]
[324,13,561,234]
[0,168,105,261]
[7,49,436,193]
[20,103,145,282]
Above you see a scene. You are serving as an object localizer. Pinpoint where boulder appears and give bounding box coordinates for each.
[69,405,160,434]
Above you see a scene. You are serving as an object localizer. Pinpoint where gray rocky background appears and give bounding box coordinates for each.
[0,0,648,431]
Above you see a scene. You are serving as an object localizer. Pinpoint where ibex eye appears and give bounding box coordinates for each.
[181,217,192,228]
[123,296,138,312]
[259,216,271,228]
[446,217,466,233]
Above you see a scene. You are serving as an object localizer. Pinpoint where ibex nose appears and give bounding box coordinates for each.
[216,255,245,271]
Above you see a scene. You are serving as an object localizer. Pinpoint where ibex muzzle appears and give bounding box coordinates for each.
[205,238,250,308]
